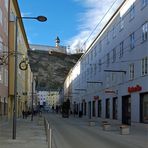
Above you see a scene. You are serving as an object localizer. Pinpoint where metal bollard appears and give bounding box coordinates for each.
[47,123,52,148]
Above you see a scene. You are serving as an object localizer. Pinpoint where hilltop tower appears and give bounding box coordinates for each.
[55,36,60,47]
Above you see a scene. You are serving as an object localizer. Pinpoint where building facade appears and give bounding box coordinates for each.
[0,0,9,118]
[37,91,59,109]
[8,0,31,119]
[64,0,148,125]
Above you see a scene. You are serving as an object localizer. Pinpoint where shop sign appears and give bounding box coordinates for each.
[94,96,99,100]
[128,85,142,93]
[105,89,116,94]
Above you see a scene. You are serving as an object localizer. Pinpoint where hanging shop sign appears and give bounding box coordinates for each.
[94,96,99,100]
[128,85,142,93]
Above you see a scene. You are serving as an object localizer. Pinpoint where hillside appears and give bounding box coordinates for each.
[28,50,82,90]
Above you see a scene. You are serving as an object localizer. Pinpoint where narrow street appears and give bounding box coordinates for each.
[46,113,147,148]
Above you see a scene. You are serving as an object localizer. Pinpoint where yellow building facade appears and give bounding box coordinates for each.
[8,0,32,119]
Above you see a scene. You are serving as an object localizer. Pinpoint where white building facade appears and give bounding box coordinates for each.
[37,91,59,109]
[64,0,148,125]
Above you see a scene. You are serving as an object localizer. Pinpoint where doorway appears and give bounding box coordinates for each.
[106,99,110,118]
[88,101,91,119]
[113,97,118,119]
[122,95,131,125]
[140,93,148,123]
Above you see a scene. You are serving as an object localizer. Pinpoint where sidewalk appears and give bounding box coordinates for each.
[73,115,148,148]
[0,116,48,148]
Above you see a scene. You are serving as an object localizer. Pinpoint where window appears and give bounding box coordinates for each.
[94,46,97,57]
[0,8,2,24]
[120,17,124,30]
[99,41,102,52]
[112,27,116,38]
[5,0,8,10]
[4,69,8,86]
[130,4,135,20]
[99,59,101,72]
[119,41,124,58]
[94,64,97,75]
[0,67,3,83]
[129,64,134,80]
[107,53,110,67]
[91,51,93,60]
[0,36,3,50]
[141,57,148,76]
[141,0,147,7]
[112,48,116,63]
[142,22,148,42]
[106,32,110,44]
[130,32,135,49]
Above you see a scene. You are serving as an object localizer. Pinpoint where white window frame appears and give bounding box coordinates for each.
[112,26,116,38]
[107,53,110,67]
[141,57,148,76]
[4,0,8,10]
[106,32,110,44]
[130,32,135,49]
[130,4,135,20]
[99,59,101,72]
[142,22,148,42]
[141,0,147,7]
[0,67,3,83]
[0,8,2,24]
[112,48,116,63]
[4,69,8,86]
[120,17,124,30]
[119,41,124,58]
[99,41,102,52]
[129,63,135,80]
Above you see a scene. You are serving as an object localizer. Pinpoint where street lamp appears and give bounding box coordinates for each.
[12,14,47,139]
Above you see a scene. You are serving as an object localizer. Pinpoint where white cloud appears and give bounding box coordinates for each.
[21,12,32,17]
[66,0,124,53]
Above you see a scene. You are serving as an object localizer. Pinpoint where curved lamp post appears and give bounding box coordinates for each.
[12,15,47,139]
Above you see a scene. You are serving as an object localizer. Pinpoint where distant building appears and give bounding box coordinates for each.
[30,36,67,54]
[37,91,59,109]
[48,91,59,109]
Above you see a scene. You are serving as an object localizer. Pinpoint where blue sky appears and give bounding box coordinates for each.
[18,0,123,52]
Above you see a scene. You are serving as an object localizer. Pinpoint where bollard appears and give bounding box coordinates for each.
[49,128,52,148]
[47,123,52,148]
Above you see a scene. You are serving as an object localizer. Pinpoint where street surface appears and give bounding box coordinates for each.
[46,113,147,148]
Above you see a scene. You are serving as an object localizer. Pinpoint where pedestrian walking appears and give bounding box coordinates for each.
[22,110,25,119]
